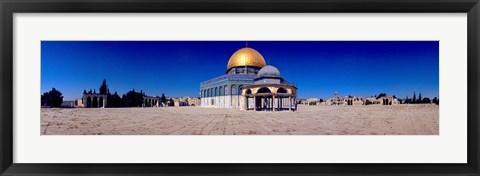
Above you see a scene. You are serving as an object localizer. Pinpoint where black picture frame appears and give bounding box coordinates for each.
[1,0,479,175]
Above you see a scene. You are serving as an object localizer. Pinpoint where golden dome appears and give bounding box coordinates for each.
[227,47,266,71]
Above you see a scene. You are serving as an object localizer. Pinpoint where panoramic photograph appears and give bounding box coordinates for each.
[41,41,439,135]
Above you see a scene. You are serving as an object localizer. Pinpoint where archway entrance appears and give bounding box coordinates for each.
[93,97,98,108]
[86,97,92,108]
[99,97,104,107]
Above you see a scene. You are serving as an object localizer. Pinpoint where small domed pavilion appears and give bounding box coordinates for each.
[240,65,297,111]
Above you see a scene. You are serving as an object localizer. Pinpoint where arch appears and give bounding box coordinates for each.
[231,85,236,95]
[219,86,223,96]
[238,85,243,95]
[99,97,104,107]
[93,96,98,108]
[86,97,92,108]
[277,87,288,94]
[224,85,228,95]
[257,87,272,94]
[246,89,252,95]
[214,87,218,96]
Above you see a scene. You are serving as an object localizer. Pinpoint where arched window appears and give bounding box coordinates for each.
[277,87,288,94]
[246,89,252,95]
[214,87,217,96]
[224,85,228,95]
[219,86,223,96]
[238,85,243,95]
[257,87,271,94]
[231,85,236,95]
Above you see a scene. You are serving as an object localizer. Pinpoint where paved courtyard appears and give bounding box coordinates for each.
[41,104,439,135]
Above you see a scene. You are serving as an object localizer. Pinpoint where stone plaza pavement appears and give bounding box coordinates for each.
[41,104,439,135]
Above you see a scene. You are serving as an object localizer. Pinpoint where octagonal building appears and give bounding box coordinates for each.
[200,45,297,111]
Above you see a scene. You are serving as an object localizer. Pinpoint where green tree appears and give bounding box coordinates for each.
[137,90,145,107]
[432,97,439,105]
[376,93,386,99]
[418,93,422,103]
[41,92,49,106]
[108,91,123,107]
[422,97,431,104]
[83,90,87,94]
[121,89,144,107]
[99,79,108,95]
[412,92,416,104]
[41,88,63,107]
[168,98,174,106]
[160,93,167,104]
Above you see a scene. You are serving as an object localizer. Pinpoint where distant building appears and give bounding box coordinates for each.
[318,92,400,106]
[74,93,107,108]
[143,96,161,107]
[61,101,75,108]
[186,97,200,106]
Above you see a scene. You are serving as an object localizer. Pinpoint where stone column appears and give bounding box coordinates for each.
[253,95,257,111]
[273,95,276,112]
[279,97,282,110]
[294,97,297,111]
[270,97,273,111]
[240,95,246,111]
[289,96,292,111]
[103,97,107,108]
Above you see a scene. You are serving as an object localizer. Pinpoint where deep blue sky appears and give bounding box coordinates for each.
[41,41,439,100]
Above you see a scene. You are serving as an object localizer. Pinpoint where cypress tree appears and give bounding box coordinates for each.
[412,92,416,104]
[99,79,108,95]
